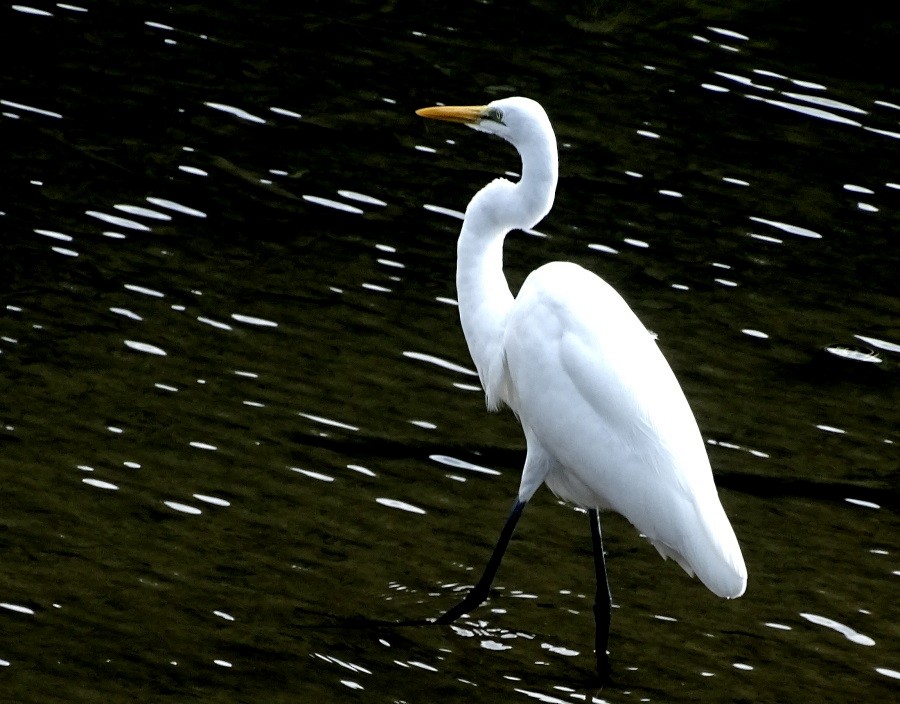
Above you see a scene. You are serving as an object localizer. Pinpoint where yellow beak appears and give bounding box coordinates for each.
[415,105,486,124]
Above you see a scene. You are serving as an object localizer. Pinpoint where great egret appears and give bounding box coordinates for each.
[415,97,747,679]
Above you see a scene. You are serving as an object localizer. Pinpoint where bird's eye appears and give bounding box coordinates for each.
[484,107,505,124]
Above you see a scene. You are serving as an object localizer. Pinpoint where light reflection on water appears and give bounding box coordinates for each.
[1,2,898,702]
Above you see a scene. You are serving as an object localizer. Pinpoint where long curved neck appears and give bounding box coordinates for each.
[456,130,558,404]
[456,213,512,398]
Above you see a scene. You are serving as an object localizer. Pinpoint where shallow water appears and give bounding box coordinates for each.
[2,2,898,702]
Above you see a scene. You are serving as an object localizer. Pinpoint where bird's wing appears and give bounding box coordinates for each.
[504,261,746,597]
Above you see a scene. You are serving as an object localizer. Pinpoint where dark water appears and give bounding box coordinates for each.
[2,1,898,701]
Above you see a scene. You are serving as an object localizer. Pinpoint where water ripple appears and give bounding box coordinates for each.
[124,284,164,297]
[845,498,880,509]
[197,316,232,331]
[864,126,900,140]
[231,313,278,327]
[298,412,359,432]
[338,190,387,207]
[764,621,792,631]
[124,340,167,356]
[313,652,373,675]
[588,243,619,255]
[746,94,862,127]
[86,210,151,231]
[825,346,881,363]
[178,166,208,176]
[540,642,579,657]
[204,101,266,125]
[303,195,364,214]
[1,98,61,117]
[189,441,217,451]
[113,204,171,220]
[424,203,465,220]
[163,500,202,515]
[193,494,230,507]
[708,26,749,41]
[707,438,770,459]
[748,216,822,239]
[347,464,376,477]
[82,478,118,491]
[34,228,72,241]
[146,197,207,218]
[403,351,477,376]
[269,106,302,119]
[742,329,769,339]
[781,91,867,115]
[513,688,572,704]
[375,497,426,514]
[480,639,511,651]
[430,454,501,476]
[110,307,142,320]
[12,4,52,16]
[800,612,875,646]
[289,467,335,483]
[855,335,900,354]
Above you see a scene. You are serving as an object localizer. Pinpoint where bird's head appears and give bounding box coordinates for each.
[416,96,558,231]
[416,96,553,152]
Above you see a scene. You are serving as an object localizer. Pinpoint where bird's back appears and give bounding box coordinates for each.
[503,261,746,598]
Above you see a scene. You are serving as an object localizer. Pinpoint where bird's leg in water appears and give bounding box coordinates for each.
[589,508,613,682]
[436,498,526,624]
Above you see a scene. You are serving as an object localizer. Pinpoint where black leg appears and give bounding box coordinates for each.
[589,508,612,682]
[436,498,526,624]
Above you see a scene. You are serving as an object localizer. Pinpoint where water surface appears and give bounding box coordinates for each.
[2,2,898,702]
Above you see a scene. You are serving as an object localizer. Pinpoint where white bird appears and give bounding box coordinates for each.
[415,97,747,680]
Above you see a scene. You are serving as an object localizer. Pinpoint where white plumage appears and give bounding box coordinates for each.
[417,96,746,676]
[508,261,746,598]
